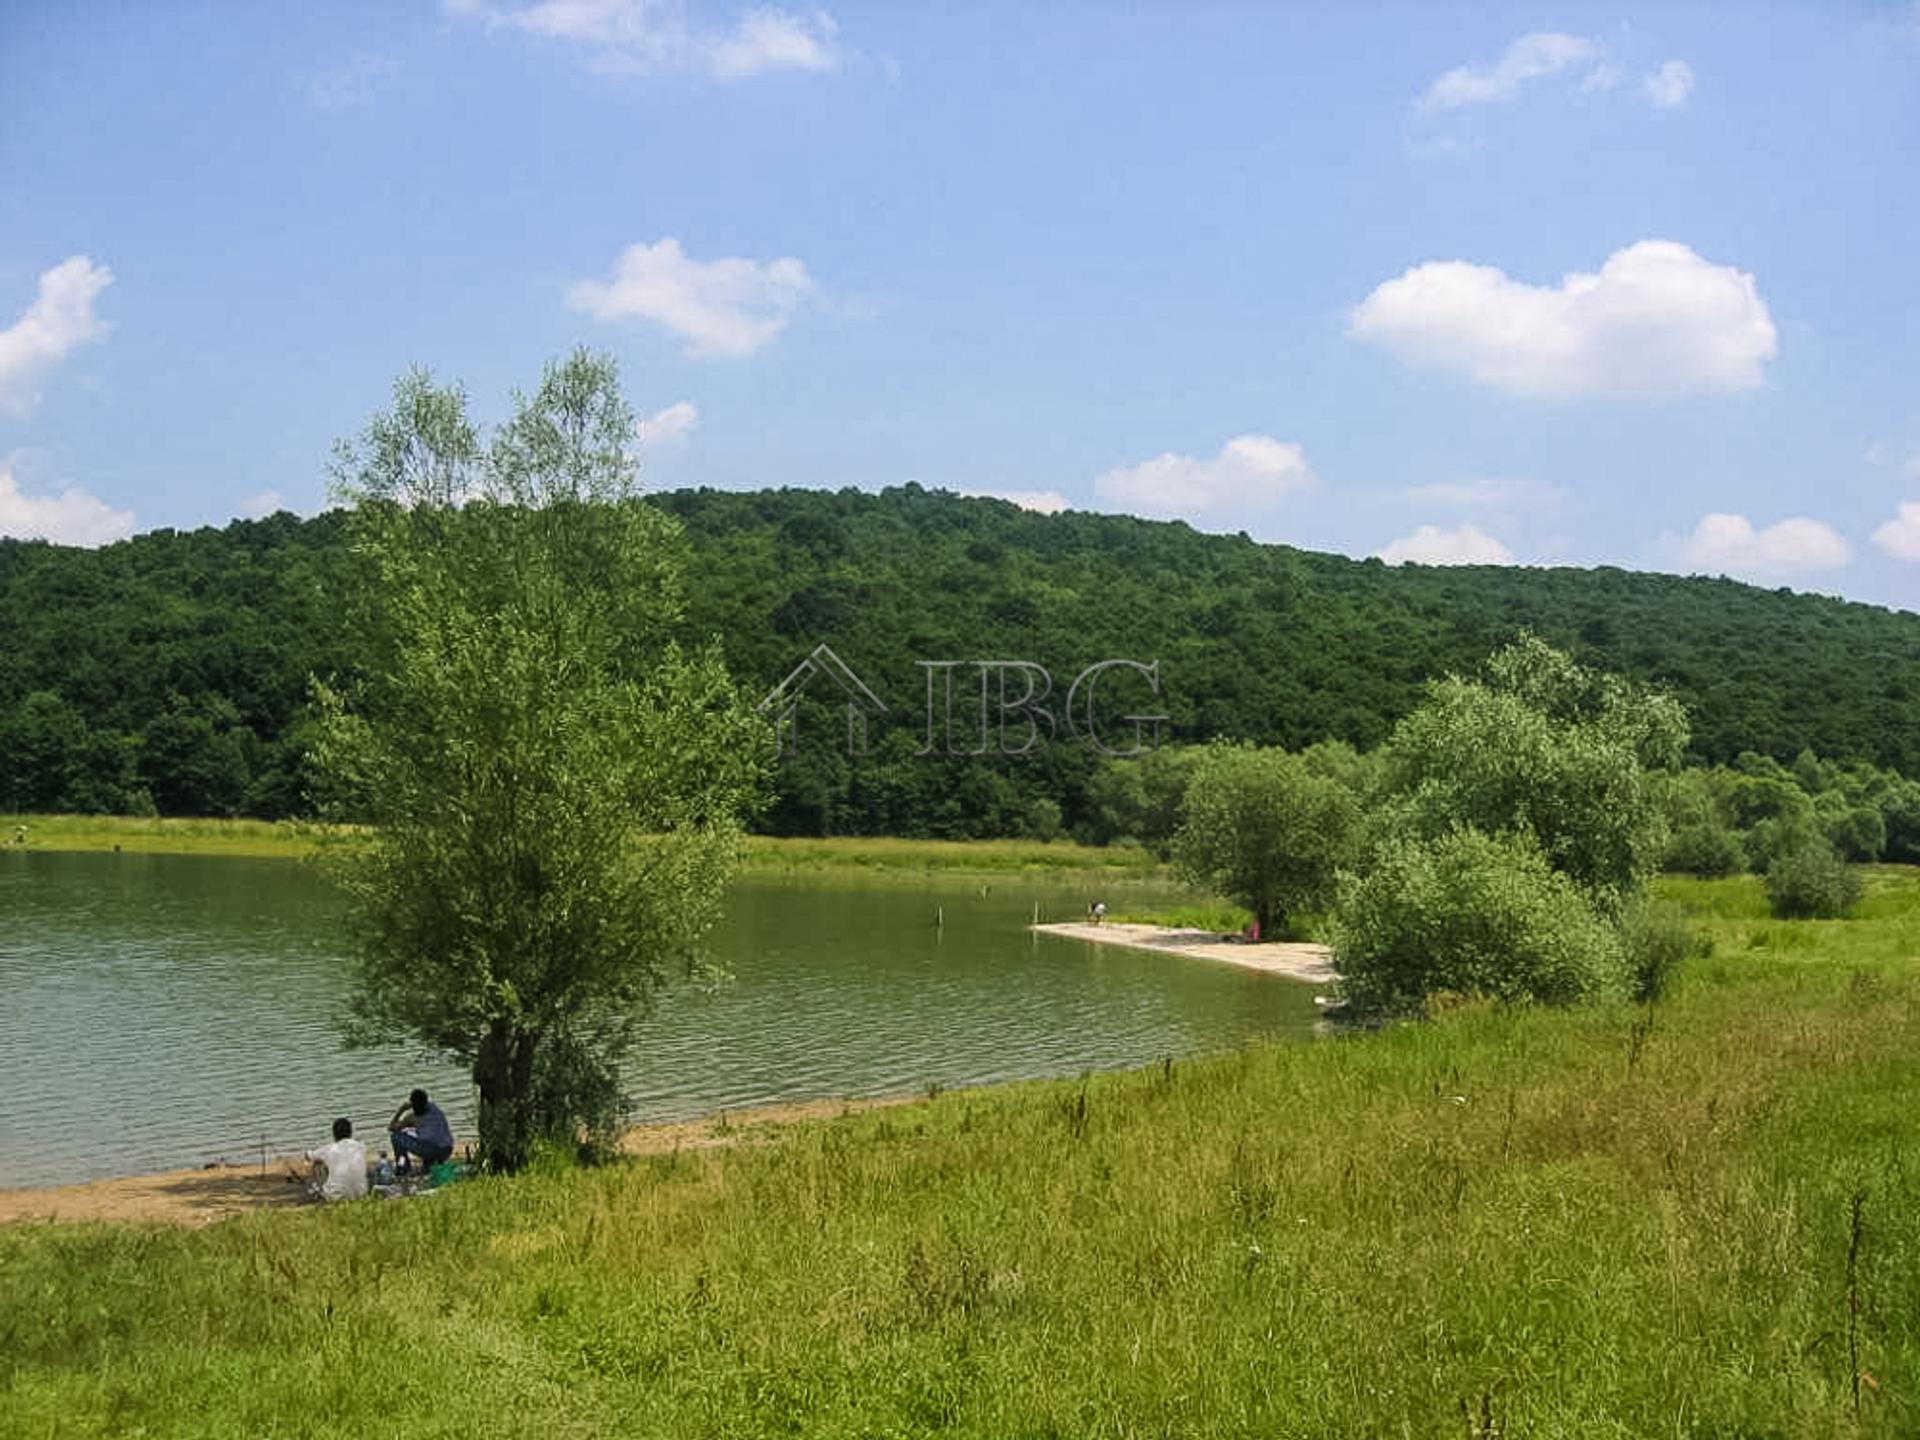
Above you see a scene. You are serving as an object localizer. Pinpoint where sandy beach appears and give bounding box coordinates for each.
[1033,921,1339,984]
[0,1097,913,1229]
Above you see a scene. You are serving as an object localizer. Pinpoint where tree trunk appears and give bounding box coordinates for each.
[472,1020,540,1173]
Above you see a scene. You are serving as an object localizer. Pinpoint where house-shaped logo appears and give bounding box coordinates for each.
[758,644,888,757]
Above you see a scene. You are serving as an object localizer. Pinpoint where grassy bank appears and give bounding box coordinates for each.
[1,815,1164,877]
[5,873,1919,1435]
[0,813,315,858]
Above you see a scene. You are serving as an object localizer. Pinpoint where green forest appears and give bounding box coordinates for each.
[4,485,1919,858]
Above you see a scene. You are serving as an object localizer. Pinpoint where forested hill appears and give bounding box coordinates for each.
[3,485,1918,830]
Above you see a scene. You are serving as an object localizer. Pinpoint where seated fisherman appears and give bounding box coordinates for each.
[305,1116,369,1202]
[388,1087,455,1174]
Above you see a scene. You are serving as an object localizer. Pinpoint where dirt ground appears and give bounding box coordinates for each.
[0,1098,912,1229]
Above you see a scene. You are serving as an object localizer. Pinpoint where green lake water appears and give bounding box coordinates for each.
[0,850,1325,1190]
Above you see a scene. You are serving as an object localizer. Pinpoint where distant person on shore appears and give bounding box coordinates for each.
[305,1117,369,1202]
[388,1088,454,1175]
[1090,901,1107,925]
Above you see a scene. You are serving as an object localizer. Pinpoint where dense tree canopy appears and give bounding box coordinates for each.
[5,485,1920,841]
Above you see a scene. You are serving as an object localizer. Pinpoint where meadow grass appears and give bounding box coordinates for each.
[2,816,1165,878]
[737,833,1164,876]
[6,872,1920,1436]
[0,813,315,859]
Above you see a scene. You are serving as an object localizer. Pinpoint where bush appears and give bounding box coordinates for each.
[1615,894,1706,1001]
[1333,828,1630,1017]
[1662,821,1746,879]
[525,1028,631,1166]
[1764,840,1862,920]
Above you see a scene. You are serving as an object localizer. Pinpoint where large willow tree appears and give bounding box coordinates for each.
[314,349,770,1172]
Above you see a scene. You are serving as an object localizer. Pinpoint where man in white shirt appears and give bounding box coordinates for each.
[305,1116,370,1202]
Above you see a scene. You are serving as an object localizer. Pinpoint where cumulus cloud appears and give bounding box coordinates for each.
[1375,524,1514,567]
[0,256,113,416]
[638,400,699,446]
[961,488,1070,515]
[1417,32,1600,112]
[1682,512,1850,579]
[0,461,135,546]
[1350,240,1777,398]
[456,0,839,78]
[569,239,812,358]
[1872,502,1920,562]
[1643,59,1694,109]
[1095,436,1315,518]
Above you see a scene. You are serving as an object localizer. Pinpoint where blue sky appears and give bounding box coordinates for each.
[3,2,1917,613]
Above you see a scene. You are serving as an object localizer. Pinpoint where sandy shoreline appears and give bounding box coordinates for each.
[0,1097,914,1229]
[1033,921,1339,984]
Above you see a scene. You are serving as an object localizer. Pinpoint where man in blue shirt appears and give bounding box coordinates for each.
[388,1087,455,1174]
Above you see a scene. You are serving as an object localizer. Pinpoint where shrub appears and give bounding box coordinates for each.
[1662,821,1746,879]
[1333,828,1630,1017]
[1615,894,1706,1001]
[1764,839,1862,920]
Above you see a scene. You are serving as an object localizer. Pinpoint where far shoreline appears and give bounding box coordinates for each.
[0,817,1168,877]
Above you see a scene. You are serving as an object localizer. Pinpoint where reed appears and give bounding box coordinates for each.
[5,872,1919,1435]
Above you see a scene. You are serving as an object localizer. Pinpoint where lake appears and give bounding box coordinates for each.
[0,849,1325,1190]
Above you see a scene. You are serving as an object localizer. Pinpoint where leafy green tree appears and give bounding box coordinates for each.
[1171,742,1359,939]
[1079,744,1201,854]
[313,350,771,1173]
[1380,634,1686,901]
[1654,768,1747,878]
[1336,638,1690,1015]
[1335,829,1631,1015]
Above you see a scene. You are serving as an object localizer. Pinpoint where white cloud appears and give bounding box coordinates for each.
[1872,502,1920,563]
[0,256,113,416]
[961,488,1070,515]
[1417,32,1601,112]
[1375,524,1514,567]
[708,9,838,78]
[1350,240,1777,398]
[1094,436,1316,517]
[0,461,135,546]
[459,0,839,78]
[1682,512,1851,578]
[568,238,812,358]
[1643,59,1694,109]
[243,490,288,517]
[638,399,698,446]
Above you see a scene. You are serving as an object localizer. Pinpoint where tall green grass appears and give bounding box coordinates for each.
[2,817,1168,877]
[6,873,1919,1435]
[0,813,316,858]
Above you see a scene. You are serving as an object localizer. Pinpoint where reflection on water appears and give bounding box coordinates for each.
[0,851,1324,1190]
